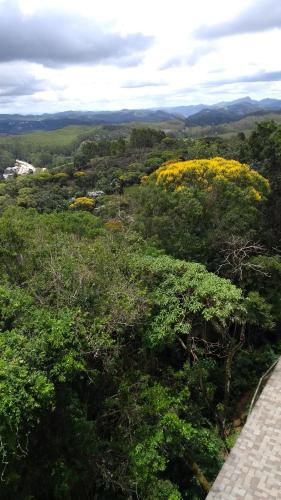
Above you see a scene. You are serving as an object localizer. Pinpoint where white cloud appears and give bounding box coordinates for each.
[0,0,280,112]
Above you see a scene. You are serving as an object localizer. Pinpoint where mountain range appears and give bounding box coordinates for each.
[0,109,175,134]
[1,97,281,134]
[183,97,281,126]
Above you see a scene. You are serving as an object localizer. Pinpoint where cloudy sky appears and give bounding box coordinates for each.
[0,0,281,113]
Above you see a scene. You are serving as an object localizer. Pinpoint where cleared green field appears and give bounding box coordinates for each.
[0,125,105,151]
[0,119,185,156]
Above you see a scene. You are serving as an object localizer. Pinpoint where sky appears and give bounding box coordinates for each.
[0,0,281,113]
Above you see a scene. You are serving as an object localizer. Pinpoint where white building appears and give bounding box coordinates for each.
[3,160,36,180]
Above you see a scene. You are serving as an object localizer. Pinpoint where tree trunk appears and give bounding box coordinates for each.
[185,452,211,494]
[222,325,245,439]
[224,349,234,417]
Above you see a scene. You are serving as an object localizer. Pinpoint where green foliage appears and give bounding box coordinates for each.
[146,480,182,499]
[0,149,14,175]
[74,137,127,168]
[130,127,166,148]
[0,125,103,157]
[131,157,268,264]
[247,121,281,246]
[132,254,244,347]
[244,255,281,326]
[0,119,280,499]
[245,291,275,330]
[0,285,87,488]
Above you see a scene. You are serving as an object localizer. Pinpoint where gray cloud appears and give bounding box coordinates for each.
[236,70,281,83]
[122,81,165,88]
[0,1,153,68]
[0,64,48,97]
[206,70,281,86]
[0,81,44,97]
[172,70,281,98]
[160,57,183,70]
[196,0,281,38]
[160,44,216,70]
[186,45,217,65]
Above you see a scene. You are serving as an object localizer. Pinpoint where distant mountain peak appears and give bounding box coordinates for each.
[185,96,281,127]
[1,97,281,134]
[231,96,254,104]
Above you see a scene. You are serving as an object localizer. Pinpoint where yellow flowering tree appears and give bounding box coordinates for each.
[134,157,269,263]
[152,157,268,203]
[69,197,95,211]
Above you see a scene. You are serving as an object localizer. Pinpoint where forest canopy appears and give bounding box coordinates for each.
[0,122,280,499]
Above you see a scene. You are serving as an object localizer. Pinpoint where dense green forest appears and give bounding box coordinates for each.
[0,120,281,499]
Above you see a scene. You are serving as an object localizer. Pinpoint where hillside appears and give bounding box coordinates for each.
[1,97,281,135]
[186,111,281,138]
[185,98,281,127]
[0,109,180,135]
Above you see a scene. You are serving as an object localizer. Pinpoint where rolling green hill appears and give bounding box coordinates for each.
[0,120,184,154]
[0,125,105,152]
[185,111,281,138]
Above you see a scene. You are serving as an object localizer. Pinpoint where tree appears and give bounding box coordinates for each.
[0,285,90,497]
[248,121,281,246]
[69,197,95,211]
[130,128,166,149]
[0,149,14,176]
[133,253,246,437]
[132,157,269,266]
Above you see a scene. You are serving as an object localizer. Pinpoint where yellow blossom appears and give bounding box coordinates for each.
[150,157,269,201]
[69,197,95,210]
